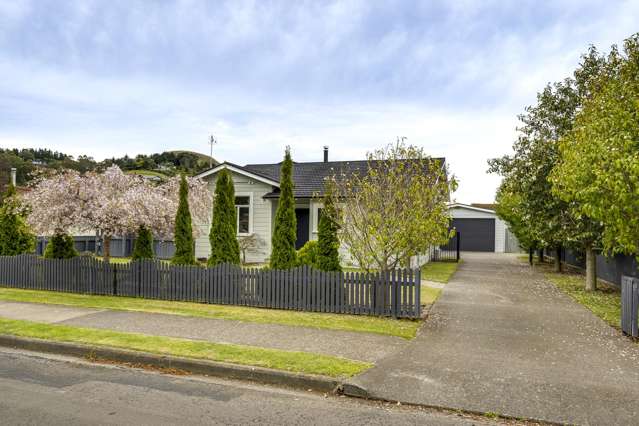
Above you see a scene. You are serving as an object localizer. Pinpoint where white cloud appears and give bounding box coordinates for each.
[1,0,639,204]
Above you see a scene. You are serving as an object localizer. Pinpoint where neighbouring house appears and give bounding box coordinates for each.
[194,147,447,264]
[448,203,521,253]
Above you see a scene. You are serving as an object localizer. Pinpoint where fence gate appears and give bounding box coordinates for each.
[621,275,639,337]
[427,232,460,262]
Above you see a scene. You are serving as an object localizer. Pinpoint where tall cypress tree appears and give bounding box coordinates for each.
[132,225,154,260]
[0,183,35,256]
[270,147,297,269]
[316,190,341,271]
[208,168,240,266]
[171,174,196,265]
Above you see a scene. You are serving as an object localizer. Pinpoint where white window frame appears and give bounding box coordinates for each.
[311,202,324,234]
[235,192,253,236]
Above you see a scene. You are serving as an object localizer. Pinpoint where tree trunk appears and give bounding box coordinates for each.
[529,248,534,266]
[585,245,597,292]
[554,246,562,272]
[538,248,544,263]
[103,235,111,263]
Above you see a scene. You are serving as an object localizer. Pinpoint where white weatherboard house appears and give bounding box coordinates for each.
[194,148,447,264]
[194,148,357,263]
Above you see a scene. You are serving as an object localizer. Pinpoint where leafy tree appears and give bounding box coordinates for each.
[172,174,196,265]
[132,225,154,260]
[494,184,538,254]
[208,168,240,266]
[489,46,606,283]
[552,35,639,274]
[315,191,341,271]
[323,141,453,273]
[297,240,318,267]
[44,232,77,259]
[270,147,297,269]
[0,184,35,255]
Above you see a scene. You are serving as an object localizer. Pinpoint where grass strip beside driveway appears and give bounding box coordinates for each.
[419,261,460,305]
[0,288,420,339]
[545,272,621,328]
[420,286,442,305]
[421,261,460,283]
[0,317,371,378]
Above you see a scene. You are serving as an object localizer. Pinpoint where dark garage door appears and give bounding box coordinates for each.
[451,218,495,252]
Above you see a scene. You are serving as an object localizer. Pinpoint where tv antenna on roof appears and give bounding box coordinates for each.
[209,135,217,168]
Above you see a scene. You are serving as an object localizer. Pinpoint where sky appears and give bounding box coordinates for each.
[1,1,638,202]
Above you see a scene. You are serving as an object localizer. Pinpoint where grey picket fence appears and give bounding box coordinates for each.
[0,254,421,318]
[621,275,639,337]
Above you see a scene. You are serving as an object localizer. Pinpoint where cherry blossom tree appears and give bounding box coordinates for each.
[21,169,84,236]
[22,165,210,261]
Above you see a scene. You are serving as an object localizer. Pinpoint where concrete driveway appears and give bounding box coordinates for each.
[346,253,639,425]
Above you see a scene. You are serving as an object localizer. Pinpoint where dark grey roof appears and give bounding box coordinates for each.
[243,158,446,199]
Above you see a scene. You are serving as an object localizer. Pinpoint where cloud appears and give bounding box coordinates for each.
[1,0,638,203]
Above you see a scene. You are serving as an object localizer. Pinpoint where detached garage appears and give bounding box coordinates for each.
[448,203,518,253]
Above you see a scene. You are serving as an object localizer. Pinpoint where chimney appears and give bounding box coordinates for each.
[323,146,329,163]
[10,168,16,187]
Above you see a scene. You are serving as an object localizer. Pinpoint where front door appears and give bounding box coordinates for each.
[295,209,310,250]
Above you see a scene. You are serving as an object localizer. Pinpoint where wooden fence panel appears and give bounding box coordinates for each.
[0,254,421,318]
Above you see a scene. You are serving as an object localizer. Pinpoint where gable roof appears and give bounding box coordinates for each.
[195,162,281,187]
[470,203,496,211]
[197,158,446,199]
[448,203,496,214]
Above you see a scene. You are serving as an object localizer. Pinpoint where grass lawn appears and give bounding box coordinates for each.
[0,288,420,339]
[96,257,132,264]
[420,285,442,305]
[0,317,370,377]
[421,261,460,283]
[418,261,460,305]
[545,271,621,328]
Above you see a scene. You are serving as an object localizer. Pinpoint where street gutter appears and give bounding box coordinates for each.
[0,334,349,394]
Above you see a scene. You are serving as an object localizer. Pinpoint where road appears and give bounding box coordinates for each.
[0,348,502,426]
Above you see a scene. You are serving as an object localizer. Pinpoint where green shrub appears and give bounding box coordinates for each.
[297,240,318,267]
[172,174,195,265]
[44,233,77,259]
[0,184,35,256]
[208,168,240,266]
[132,225,154,260]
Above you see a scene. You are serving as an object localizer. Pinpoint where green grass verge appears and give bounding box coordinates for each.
[420,285,442,305]
[545,272,621,328]
[0,317,370,377]
[421,261,460,283]
[0,288,420,339]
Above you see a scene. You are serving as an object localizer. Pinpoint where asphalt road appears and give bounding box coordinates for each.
[0,348,501,426]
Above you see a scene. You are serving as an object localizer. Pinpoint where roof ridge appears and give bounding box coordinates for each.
[244,157,445,168]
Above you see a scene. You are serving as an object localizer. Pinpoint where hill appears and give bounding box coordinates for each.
[0,148,218,188]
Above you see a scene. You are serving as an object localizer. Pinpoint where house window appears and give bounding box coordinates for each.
[313,206,324,233]
[235,196,251,235]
